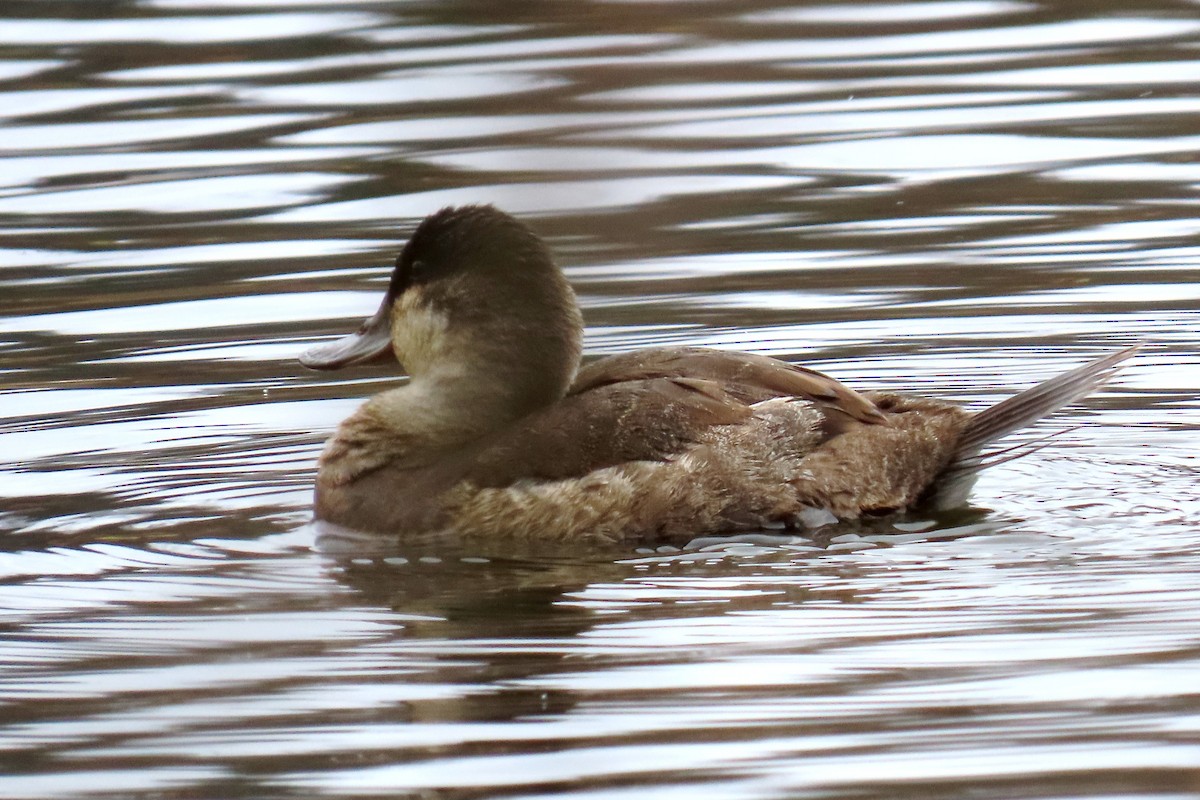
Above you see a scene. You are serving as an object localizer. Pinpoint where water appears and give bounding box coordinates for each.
[1,1,1198,797]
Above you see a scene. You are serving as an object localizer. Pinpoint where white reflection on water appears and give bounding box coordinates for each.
[745,1,1035,24]
[0,12,386,45]
[0,113,317,151]
[0,149,384,191]
[264,174,803,222]
[0,58,62,82]
[654,18,1200,63]
[239,71,569,107]
[941,59,1200,86]
[0,292,379,334]
[605,99,1200,142]
[0,172,356,215]
[0,85,222,120]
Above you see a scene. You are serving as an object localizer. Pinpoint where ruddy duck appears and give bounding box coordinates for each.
[301,205,1136,542]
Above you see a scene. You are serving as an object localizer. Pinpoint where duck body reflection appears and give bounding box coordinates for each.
[301,205,1134,542]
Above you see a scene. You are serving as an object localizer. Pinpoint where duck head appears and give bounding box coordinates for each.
[301,205,584,419]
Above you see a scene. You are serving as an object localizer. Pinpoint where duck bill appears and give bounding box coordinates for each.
[300,294,394,370]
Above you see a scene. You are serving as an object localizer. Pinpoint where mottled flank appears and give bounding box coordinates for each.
[798,392,970,519]
[303,205,1137,542]
[440,397,829,543]
[435,393,972,544]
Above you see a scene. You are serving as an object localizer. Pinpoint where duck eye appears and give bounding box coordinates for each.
[408,259,429,284]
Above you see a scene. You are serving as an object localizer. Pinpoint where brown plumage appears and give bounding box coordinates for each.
[300,205,1137,543]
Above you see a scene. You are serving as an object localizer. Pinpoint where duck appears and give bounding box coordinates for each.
[300,204,1136,543]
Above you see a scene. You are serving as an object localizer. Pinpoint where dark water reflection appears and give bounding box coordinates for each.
[1,1,1198,797]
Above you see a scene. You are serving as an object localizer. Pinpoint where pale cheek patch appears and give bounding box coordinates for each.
[391,291,450,374]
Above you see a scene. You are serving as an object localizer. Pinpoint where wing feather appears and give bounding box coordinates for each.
[571,347,885,425]
[454,376,752,489]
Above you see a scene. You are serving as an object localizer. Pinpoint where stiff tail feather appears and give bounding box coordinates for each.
[930,344,1139,508]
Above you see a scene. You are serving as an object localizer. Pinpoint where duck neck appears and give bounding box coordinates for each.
[375,366,532,448]
[320,349,577,486]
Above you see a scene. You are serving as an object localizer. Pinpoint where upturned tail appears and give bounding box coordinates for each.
[931,344,1139,508]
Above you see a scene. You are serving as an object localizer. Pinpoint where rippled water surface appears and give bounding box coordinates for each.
[2,1,1199,797]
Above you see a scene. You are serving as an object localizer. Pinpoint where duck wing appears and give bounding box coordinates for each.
[453,376,756,490]
[570,346,885,425]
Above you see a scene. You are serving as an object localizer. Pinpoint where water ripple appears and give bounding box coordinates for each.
[1,2,1198,799]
